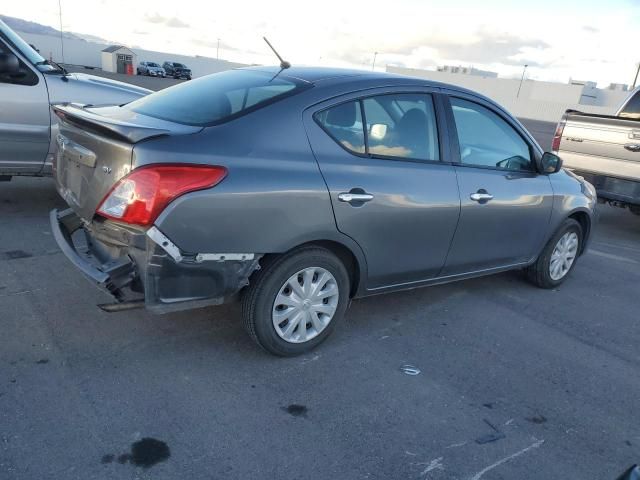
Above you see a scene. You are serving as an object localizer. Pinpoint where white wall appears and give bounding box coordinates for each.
[387,66,629,122]
[18,31,248,78]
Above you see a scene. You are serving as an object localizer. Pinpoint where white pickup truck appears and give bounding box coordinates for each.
[0,19,150,180]
[554,87,640,215]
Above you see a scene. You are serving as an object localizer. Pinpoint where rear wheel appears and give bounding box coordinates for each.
[242,247,350,356]
[526,218,583,288]
[629,205,640,216]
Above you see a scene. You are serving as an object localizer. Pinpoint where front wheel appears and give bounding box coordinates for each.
[526,218,583,288]
[241,247,350,356]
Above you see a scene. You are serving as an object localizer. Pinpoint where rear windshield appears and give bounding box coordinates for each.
[124,69,308,126]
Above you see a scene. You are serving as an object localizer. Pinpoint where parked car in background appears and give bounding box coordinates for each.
[137,61,166,77]
[0,18,150,180]
[162,61,191,80]
[50,67,596,356]
[555,87,640,215]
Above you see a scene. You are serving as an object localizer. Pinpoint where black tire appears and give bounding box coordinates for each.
[241,246,350,356]
[629,205,640,216]
[526,218,583,289]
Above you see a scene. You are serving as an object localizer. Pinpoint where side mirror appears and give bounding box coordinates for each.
[539,152,563,174]
[0,52,20,74]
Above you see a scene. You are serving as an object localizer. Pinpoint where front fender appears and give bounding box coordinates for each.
[544,170,597,255]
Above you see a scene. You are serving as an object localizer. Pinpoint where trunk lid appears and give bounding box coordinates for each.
[53,103,202,221]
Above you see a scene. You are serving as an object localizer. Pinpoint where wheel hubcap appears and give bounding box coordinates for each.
[549,231,579,281]
[272,267,339,344]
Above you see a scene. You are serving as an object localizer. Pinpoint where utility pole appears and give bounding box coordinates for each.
[217,38,220,60]
[57,0,65,65]
[372,52,378,71]
[517,64,528,98]
[633,62,640,89]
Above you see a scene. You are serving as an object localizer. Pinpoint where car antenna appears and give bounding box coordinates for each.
[263,37,291,70]
[263,37,292,81]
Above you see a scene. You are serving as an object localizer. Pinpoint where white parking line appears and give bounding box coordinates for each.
[468,439,544,480]
[588,249,640,265]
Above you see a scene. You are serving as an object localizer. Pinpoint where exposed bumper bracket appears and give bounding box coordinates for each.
[146,226,183,262]
[50,208,136,301]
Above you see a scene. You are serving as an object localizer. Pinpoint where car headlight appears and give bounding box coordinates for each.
[580,180,596,200]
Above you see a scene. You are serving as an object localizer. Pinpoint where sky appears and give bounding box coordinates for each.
[3,0,639,87]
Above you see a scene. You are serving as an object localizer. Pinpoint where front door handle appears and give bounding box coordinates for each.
[338,192,374,203]
[470,191,494,203]
[624,144,640,152]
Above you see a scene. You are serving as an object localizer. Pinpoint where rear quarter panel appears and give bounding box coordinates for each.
[142,98,367,282]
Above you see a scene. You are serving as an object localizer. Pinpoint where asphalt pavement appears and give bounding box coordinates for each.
[1,175,639,480]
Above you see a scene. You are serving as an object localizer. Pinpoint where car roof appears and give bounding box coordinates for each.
[241,65,417,83]
[237,66,509,118]
[239,65,475,93]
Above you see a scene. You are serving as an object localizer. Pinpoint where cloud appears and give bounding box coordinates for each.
[327,28,549,71]
[144,13,189,28]
[165,17,189,28]
[191,37,264,56]
[396,31,549,66]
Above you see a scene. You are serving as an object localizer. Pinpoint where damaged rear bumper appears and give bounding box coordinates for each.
[50,208,262,313]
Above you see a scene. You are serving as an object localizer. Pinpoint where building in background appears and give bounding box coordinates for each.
[607,83,630,91]
[101,45,136,74]
[437,65,498,78]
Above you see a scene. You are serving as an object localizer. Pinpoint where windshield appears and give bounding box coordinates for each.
[148,62,160,67]
[0,19,62,73]
[124,69,309,126]
[174,63,186,68]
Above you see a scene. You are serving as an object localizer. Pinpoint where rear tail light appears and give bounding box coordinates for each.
[551,117,566,152]
[96,164,227,226]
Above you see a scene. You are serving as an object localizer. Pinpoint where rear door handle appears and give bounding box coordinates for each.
[470,192,494,203]
[338,192,374,203]
[624,144,640,152]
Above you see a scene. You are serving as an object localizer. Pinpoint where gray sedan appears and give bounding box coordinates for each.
[50,67,596,356]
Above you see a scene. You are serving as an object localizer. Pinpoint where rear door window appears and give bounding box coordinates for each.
[124,69,307,126]
[364,94,439,161]
[315,93,440,162]
[314,100,366,154]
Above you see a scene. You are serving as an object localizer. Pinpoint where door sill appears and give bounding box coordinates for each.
[365,261,530,295]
